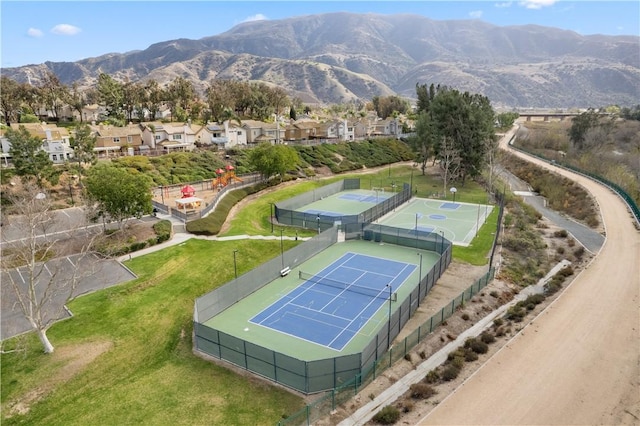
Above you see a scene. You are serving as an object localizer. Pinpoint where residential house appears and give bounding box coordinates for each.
[353,120,370,139]
[314,120,340,140]
[4,122,74,164]
[241,120,278,145]
[194,121,247,149]
[284,119,318,142]
[371,118,401,137]
[75,104,108,123]
[337,120,356,141]
[89,123,144,157]
[140,122,196,153]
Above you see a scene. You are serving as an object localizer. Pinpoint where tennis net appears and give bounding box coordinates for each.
[298,270,395,300]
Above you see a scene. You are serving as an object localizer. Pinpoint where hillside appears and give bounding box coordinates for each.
[3,12,639,108]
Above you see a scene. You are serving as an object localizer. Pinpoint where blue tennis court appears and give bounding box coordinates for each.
[339,193,392,203]
[303,209,344,217]
[250,252,416,351]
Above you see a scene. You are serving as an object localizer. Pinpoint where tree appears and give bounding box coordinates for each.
[85,164,153,230]
[248,143,300,180]
[1,76,22,124]
[568,109,615,151]
[495,112,519,129]
[40,71,69,120]
[438,136,461,194]
[166,77,195,121]
[68,82,88,122]
[409,111,437,175]
[2,183,98,353]
[430,88,494,184]
[143,79,164,121]
[96,73,124,118]
[71,123,97,181]
[6,125,56,186]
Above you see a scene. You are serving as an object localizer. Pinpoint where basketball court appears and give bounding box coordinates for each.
[378,198,494,246]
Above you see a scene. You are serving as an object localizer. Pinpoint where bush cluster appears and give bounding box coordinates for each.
[372,405,400,424]
[409,383,436,399]
[544,265,574,294]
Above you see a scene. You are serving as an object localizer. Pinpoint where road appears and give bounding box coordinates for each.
[418,127,640,425]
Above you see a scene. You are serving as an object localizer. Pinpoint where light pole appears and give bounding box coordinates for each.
[387,284,393,347]
[269,203,274,233]
[417,252,423,303]
[233,249,238,279]
[410,168,414,195]
[280,228,285,269]
[415,213,419,248]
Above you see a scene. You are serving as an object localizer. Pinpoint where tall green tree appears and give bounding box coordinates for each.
[40,71,69,120]
[96,73,124,118]
[1,76,21,124]
[6,125,56,185]
[409,111,437,175]
[85,164,153,229]
[248,143,300,180]
[166,77,195,121]
[568,109,605,149]
[71,123,97,181]
[413,84,495,184]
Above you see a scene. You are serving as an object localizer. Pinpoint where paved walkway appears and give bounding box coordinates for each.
[117,213,311,262]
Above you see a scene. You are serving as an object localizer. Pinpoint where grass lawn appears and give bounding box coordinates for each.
[1,239,303,425]
[1,163,497,425]
[222,164,491,237]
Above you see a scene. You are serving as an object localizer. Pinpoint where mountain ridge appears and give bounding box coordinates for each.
[3,12,639,108]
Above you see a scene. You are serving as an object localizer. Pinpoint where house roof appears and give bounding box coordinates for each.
[9,123,69,140]
[90,124,141,137]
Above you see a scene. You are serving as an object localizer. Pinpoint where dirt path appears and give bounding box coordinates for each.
[417,128,640,425]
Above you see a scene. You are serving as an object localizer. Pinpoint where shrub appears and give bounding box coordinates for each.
[418,350,426,360]
[505,305,526,322]
[404,353,412,362]
[573,246,585,259]
[553,229,568,238]
[465,338,489,354]
[480,332,496,344]
[372,405,400,424]
[424,369,439,384]
[464,350,479,362]
[441,365,461,381]
[402,400,414,413]
[493,318,504,328]
[153,220,172,242]
[489,291,499,298]
[451,356,465,369]
[410,383,437,399]
[461,313,470,321]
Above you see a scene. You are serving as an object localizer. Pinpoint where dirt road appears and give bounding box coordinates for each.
[418,128,640,425]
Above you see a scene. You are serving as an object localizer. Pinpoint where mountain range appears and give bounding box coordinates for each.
[3,12,639,108]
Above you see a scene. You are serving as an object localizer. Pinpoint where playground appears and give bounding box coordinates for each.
[151,164,243,214]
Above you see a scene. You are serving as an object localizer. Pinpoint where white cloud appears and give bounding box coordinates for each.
[50,24,81,36]
[469,10,484,19]
[494,2,513,8]
[519,0,557,10]
[27,28,43,37]
[241,14,268,23]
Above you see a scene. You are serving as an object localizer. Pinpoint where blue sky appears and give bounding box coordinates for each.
[1,1,638,68]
